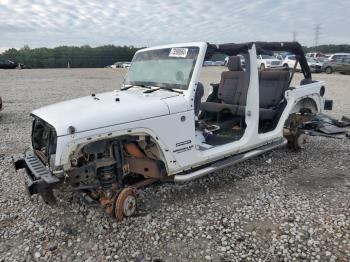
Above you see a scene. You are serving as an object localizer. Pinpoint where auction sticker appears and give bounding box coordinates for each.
[169,48,188,58]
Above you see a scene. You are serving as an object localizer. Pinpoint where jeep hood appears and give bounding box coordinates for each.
[31,89,180,136]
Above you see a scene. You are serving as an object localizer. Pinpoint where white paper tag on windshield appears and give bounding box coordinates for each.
[169,48,188,58]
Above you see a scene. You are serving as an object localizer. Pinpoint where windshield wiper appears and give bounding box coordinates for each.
[143,87,183,94]
[120,84,134,91]
[120,84,152,91]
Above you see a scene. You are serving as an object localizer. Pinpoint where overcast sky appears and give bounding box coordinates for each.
[1,0,349,52]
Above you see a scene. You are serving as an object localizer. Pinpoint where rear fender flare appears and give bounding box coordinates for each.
[290,96,320,114]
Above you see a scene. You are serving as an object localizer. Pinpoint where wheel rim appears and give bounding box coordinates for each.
[296,133,307,149]
[114,188,137,220]
[123,195,136,217]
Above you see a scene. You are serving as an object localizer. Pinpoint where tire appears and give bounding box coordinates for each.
[260,63,265,70]
[325,67,333,74]
[283,63,289,69]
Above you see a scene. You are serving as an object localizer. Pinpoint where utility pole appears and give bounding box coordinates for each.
[293,32,297,42]
[314,24,320,51]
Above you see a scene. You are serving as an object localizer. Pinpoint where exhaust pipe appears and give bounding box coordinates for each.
[174,138,287,183]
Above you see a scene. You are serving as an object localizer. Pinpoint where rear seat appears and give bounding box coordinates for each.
[259,70,290,120]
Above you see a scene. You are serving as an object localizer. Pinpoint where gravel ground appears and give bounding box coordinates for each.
[0,68,349,261]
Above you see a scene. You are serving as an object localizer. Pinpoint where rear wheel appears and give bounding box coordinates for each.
[325,67,333,74]
[287,131,308,150]
[283,63,289,69]
[284,110,313,151]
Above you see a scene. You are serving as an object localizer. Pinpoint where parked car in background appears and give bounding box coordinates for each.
[315,57,327,66]
[305,52,325,58]
[257,54,282,70]
[306,57,322,73]
[122,62,131,68]
[204,60,224,66]
[203,61,215,66]
[111,62,124,68]
[275,52,293,61]
[0,59,23,69]
[203,60,218,66]
[282,55,298,69]
[275,54,284,61]
[215,60,225,66]
[326,53,350,61]
[105,62,131,68]
[282,55,322,73]
[322,57,350,74]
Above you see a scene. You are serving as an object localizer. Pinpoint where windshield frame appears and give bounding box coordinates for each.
[125,46,200,90]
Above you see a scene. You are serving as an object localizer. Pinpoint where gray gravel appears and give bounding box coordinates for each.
[0,68,349,261]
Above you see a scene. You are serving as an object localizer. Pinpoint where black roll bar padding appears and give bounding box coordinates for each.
[288,55,299,87]
[206,41,312,80]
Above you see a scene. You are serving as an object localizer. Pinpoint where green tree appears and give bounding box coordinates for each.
[0,45,141,68]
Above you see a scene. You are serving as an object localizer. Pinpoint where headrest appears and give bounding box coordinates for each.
[227,56,242,71]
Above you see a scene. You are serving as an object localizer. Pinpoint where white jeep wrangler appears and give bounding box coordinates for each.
[15,41,335,220]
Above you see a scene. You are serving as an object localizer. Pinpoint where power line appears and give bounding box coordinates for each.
[314,24,320,50]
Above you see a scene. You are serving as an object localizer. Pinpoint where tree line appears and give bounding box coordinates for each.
[303,44,350,54]
[1,44,349,68]
[0,45,141,68]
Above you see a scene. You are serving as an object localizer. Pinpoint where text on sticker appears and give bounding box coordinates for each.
[169,48,188,58]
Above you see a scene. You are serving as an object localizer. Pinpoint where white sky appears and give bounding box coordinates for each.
[0,0,349,51]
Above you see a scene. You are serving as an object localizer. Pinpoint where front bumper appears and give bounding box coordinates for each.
[14,151,61,204]
[265,65,283,70]
[310,66,322,73]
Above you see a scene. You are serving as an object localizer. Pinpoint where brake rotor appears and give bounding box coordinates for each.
[295,133,308,149]
[114,187,137,220]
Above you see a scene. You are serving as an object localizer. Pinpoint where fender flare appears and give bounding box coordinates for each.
[289,96,320,114]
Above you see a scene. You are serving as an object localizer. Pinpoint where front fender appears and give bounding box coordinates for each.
[55,127,178,174]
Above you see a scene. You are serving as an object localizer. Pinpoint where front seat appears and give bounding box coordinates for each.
[200,56,247,116]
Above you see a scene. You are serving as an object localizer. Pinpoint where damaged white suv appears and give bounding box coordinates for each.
[15,42,336,220]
